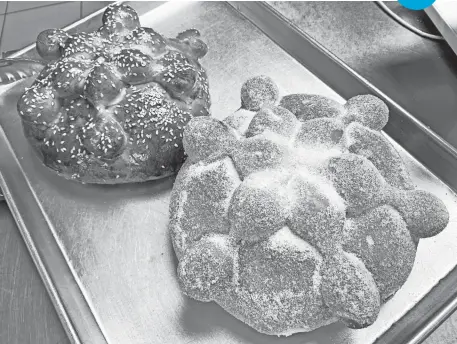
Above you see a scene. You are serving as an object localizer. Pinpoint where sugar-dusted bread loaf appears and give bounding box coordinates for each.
[169,76,449,335]
[18,4,210,183]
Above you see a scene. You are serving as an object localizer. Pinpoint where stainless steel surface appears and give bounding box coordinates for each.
[0,58,45,202]
[0,82,106,344]
[1,1,457,344]
[264,1,457,154]
[407,295,457,344]
[426,2,457,57]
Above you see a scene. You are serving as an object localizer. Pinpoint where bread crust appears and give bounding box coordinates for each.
[170,76,450,335]
[19,4,210,183]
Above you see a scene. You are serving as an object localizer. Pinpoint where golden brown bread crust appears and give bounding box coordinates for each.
[19,4,210,183]
[170,76,450,335]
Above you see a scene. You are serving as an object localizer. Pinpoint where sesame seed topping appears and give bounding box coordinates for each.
[21,14,209,180]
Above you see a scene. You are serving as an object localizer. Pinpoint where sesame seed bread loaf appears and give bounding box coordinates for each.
[169,76,450,335]
[18,4,210,183]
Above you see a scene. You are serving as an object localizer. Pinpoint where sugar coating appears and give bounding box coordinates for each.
[228,171,290,243]
[328,153,386,216]
[231,132,289,179]
[170,77,450,335]
[246,106,298,138]
[343,122,414,190]
[343,94,389,131]
[19,3,210,184]
[288,173,345,253]
[178,234,236,302]
[321,252,381,329]
[295,117,344,149]
[177,158,239,243]
[170,157,241,259]
[234,227,332,334]
[240,76,279,111]
[223,109,255,136]
[280,94,344,122]
[183,117,237,162]
[388,190,450,239]
[342,205,416,301]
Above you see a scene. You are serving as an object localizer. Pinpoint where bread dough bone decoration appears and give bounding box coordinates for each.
[17,3,210,183]
[170,76,450,335]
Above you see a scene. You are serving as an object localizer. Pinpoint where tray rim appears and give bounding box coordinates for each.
[228,2,457,344]
[1,1,457,344]
[0,122,107,344]
[2,2,125,344]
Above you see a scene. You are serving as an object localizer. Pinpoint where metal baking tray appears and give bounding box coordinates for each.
[1,1,457,344]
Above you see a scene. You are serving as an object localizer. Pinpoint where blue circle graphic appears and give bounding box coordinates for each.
[398,0,436,10]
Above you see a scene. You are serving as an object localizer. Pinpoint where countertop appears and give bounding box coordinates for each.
[0,201,69,344]
[1,2,457,344]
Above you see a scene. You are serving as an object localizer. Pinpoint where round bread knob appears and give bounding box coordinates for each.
[288,174,345,253]
[183,117,236,162]
[280,94,344,122]
[246,106,298,138]
[175,29,208,59]
[82,117,125,160]
[238,227,328,333]
[155,51,198,97]
[344,94,389,131]
[178,234,236,302]
[389,189,450,239]
[17,85,60,125]
[84,64,126,107]
[343,122,414,190]
[176,29,201,40]
[321,252,381,329]
[186,37,208,59]
[61,32,98,60]
[42,124,85,165]
[52,59,92,98]
[66,98,97,123]
[223,109,256,136]
[113,49,158,85]
[342,205,416,301]
[328,153,386,215]
[229,172,289,243]
[102,3,140,31]
[231,134,288,178]
[294,118,344,148]
[240,75,279,111]
[36,29,69,60]
[128,27,167,56]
